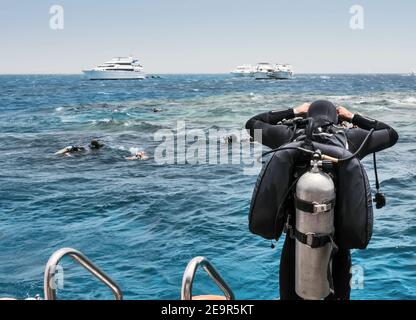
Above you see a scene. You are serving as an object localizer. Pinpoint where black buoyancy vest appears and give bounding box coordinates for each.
[249,133,373,250]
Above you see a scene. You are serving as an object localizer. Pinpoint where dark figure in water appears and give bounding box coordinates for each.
[55,139,104,156]
[225,134,239,144]
[246,100,398,300]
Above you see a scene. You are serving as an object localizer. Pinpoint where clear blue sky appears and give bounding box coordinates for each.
[0,0,415,74]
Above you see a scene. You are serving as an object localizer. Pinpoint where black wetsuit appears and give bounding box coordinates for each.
[246,108,398,300]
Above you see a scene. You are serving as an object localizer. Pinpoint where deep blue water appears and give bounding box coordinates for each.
[0,74,415,300]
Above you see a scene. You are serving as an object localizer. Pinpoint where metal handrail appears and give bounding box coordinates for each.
[181,256,235,300]
[43,247,123,300]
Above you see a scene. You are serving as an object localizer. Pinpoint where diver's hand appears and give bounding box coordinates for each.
[337,106,354,122]
[294,103,310,116]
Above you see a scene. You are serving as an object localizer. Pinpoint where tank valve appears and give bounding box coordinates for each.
[310,150,323,172]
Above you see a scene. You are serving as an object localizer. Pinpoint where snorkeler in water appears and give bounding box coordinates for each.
[89,140,103,149]
[125,151,149,161]
[55,139,104,156]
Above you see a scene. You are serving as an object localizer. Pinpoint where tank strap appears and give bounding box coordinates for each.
[294,229,333,248]
[283,214,294,239]
[327,236,339,295]
[294,196,334,214]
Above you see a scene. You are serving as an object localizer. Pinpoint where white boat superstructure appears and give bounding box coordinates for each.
[230,65,254,77]
[409,70,415,76]
[83,56,146,80]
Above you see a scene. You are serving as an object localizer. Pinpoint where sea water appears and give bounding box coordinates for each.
[0,74,414,299]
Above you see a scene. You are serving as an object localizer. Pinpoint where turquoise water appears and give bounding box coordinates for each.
[0,74,415,299]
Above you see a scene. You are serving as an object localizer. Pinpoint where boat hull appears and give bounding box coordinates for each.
[254,71,292,80]
[82,70,146,80]
[253,71,273,80]
[230,72,253,77]
[273,70,293,79]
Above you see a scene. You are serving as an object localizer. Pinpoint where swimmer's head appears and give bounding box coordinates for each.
[90,140,103,149]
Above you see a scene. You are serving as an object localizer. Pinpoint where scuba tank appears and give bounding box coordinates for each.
[294,153,337,300]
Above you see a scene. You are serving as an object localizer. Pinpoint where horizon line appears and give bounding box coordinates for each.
[0,72,412,76]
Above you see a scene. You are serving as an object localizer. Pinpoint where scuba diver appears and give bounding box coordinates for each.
[55,139,104,156]
[245,100,398,300]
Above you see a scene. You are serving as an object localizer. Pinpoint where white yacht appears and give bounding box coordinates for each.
[83,56,146,80]
[230,65,254,77]
[253,62,276,79]
[273,64,294,79]
[409,70,415,76]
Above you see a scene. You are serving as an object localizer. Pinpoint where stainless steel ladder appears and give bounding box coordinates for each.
[181,256,235,300]
[2,249,234,300]
[44,247,123,300]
